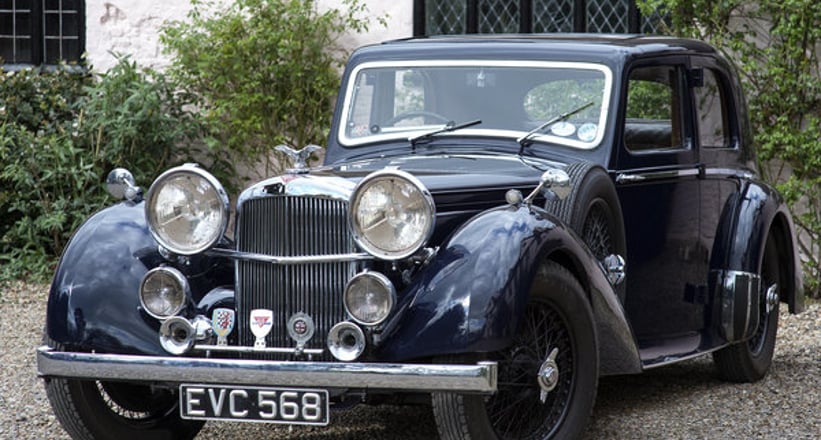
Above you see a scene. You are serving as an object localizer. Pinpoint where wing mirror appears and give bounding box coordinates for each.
[523,169,571,205]
[106,168,142,202]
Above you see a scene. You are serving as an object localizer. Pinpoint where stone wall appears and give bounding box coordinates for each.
[85,0,411,72]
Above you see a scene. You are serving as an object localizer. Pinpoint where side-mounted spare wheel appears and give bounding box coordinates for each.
[43,336,203,440]
[545,162,627,264]
[432,261,598,440]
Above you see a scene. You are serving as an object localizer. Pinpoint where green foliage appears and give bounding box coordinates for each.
[160,0,380,177]
[0,58,212,283]
[638,0,821,297]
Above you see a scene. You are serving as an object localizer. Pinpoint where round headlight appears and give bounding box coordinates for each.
[140,267,189,319]
[350,170,434,260]
[145,165,229,255]
[344,271,396,325]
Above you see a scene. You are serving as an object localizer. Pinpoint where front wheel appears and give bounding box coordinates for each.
[43,340,203,440]
[432,261,598,440]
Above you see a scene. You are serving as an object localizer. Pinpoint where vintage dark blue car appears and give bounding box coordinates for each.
[38,35,804,440]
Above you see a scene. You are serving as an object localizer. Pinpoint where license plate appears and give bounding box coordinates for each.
[180,384,329,426]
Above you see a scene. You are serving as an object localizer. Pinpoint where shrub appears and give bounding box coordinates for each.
[160,0,381,177]
[638,0,821,297]
[0,58,214,283]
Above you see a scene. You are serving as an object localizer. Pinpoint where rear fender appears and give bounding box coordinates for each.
[711,181,804,315]
[46,201,232,355]
[376,205,642,375]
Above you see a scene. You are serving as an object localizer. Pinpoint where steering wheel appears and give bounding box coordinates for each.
[383,111,451,126]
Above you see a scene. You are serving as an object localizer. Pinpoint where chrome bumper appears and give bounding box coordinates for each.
[36,346,497,394]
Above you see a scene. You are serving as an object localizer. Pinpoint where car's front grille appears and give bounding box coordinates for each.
[236,196,355,360]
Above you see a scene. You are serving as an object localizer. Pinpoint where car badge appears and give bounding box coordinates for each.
[211,308,235,346]
[287,312,316,348]
[249,309,274,349]
[275,144,322,172]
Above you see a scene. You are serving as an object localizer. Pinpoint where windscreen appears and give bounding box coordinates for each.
[339,60,612,149]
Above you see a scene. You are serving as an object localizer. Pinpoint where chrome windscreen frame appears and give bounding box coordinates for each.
[338,59,614,149]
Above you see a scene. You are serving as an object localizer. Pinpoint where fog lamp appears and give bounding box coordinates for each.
[344,271,395,325]
[139,267,189,319]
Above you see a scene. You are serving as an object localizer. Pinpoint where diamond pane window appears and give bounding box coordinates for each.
[533,0,574,33]
[586,0,629,33]
[426,0,466,35]
[416,0,660,37]
[479,0,518,34]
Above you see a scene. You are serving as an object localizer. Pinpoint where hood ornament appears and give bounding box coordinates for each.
[275,144,322,173]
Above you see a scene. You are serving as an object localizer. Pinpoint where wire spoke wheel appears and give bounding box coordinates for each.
[486,302,574,439]
[581,200,613,261]
[433,261,597,440]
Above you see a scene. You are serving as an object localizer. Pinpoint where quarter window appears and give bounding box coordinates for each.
[694,69,729,148]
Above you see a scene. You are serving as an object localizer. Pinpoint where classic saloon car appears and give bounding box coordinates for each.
[38,35,803,440]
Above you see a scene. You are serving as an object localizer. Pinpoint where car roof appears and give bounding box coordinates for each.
[349,34,718,65]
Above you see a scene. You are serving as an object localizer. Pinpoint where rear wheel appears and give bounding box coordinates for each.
[43,339,203,440]
[432,261,598,440]
[713,234,780,382]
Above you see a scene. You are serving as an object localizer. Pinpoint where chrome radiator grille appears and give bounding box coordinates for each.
[236,196,355,360]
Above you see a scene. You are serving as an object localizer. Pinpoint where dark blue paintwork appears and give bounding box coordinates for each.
[45,35,803,375]
[46,201,232,354]
[375,204,641,375]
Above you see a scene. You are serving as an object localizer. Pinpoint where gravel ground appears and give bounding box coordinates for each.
[3,281,820,439]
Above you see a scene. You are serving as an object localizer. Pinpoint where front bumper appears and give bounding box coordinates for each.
[36,346,497,394]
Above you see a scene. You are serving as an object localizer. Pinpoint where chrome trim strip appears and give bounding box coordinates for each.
[703,167,754,180]
[615,167,701,184]
[206,248,372,265]
[37,347,497,394]
[193,344,325,355]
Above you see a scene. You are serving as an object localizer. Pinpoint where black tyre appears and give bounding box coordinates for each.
[432,261,598,440]
[43,339,203,440]
[712,234,780,382]
[545,162,626,263]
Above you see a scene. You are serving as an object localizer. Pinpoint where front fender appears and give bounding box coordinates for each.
[376,205,641,375]
[46,201,232,355]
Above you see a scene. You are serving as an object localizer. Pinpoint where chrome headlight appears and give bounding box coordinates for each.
[349,170,435,260]
[145,164,229,255]
[140,267,189,319]
[344,271,396,325]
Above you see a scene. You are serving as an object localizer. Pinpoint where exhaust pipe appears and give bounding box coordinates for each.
[159,315,212,355]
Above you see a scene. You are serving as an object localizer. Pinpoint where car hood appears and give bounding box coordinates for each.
[241,153,566,207]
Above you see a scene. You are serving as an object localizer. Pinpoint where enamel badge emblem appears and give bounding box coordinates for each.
[211,308,235,346]
[249,309,274,349]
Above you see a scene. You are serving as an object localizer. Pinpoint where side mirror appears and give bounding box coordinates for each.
[106,168,142,202]
[524,169,571,204]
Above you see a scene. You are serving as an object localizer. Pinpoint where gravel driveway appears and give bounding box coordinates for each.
[3,281,819,439]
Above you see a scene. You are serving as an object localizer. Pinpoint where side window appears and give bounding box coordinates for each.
[624,65,683,152]
[694,69,729,148]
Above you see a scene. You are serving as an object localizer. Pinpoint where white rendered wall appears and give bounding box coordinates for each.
[85,0,412,72]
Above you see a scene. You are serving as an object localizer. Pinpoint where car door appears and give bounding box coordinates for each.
[614,59,711,362]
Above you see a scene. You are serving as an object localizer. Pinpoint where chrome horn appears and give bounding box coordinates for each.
[327,322,366,361]
[159,315,212,355]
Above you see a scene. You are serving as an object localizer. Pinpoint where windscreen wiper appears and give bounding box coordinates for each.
[517,102,595,154]
[409,119,482,150]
